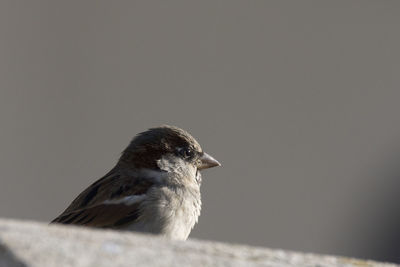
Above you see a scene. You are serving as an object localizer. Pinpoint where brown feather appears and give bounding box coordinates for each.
[51,166,153,226]
[52,201,142,228]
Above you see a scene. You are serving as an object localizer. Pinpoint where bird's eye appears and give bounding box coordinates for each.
[178,148,193,159]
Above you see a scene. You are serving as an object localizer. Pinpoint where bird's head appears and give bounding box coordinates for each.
[119,126,220,179]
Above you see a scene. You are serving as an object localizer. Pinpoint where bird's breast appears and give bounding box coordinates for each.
[125,184,201,240]
[160,185,202,240]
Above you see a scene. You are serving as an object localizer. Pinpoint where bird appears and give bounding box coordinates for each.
[51,125,221,240]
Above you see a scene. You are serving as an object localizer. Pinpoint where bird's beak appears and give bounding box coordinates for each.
[197,152,221,170]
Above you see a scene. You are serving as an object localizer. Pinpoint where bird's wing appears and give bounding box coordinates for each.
[51,197,145,228]
[51,166,156,228]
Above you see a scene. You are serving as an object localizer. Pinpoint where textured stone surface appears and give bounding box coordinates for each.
[0,218,397,267]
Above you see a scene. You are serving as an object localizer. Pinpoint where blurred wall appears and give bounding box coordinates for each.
[1,0,400,263]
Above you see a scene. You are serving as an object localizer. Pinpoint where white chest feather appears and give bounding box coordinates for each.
[124,185,201,240]
[164,187,201,240]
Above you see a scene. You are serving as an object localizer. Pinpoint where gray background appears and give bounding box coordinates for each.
[1,0,400,263]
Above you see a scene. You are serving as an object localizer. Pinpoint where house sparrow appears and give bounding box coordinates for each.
[51,125,220,240]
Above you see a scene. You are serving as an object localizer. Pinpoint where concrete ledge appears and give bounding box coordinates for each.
[0,218,397,267]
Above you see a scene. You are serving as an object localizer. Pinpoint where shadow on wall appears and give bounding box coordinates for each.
[359,150,400,263]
